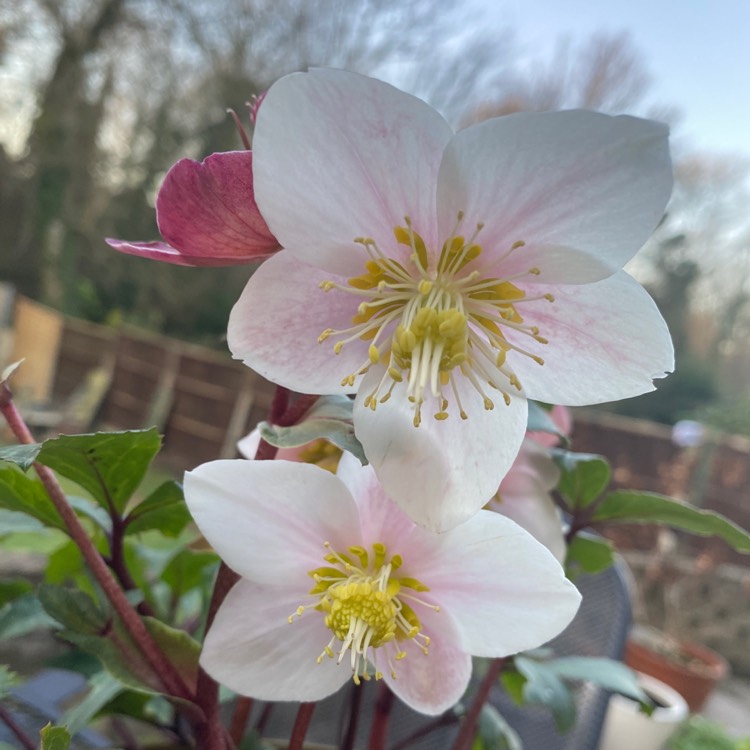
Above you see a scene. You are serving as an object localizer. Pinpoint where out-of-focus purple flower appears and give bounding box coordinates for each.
[106,150,279,267]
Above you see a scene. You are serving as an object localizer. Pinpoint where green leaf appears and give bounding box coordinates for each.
[544,657,649,706]
[161,549,219,599]
[67,495,112,533]
[38,585,109,635]
[0,442,42,470]
[593,491,750,553]
[59,670,122,734]
[0,578,33,606]
[0,592,57,639]
[553,450,611,509]
[0,665,20,698]
[59,630,158,692]
[259,394,367,465]
[514,656,576,732]
[500,669,526,706]
[125,480,190,537]
[44,539,86,585]
[95,689,155,723]
[239,731,277,750]
[35,429,162,514]
[144,618,201,690]
[39,724,71,750]
[0,464,64,529]
[0,508,46,535]
[565,533,615,577]
[473,704,523,750]
[60,619,200,697]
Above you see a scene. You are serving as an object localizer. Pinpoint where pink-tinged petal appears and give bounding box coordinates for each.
[157,150,279,262]
[252,68,453,276]
[491,440,566,563]
[104,239,222,267]
[509,271,674,405]
[201,579,349,702]
[528,405,572,448]
[373,606,472,715]
[353,374,528,532]
[228,251,367,394]
[336,453,428,556]
[108,151,279,267]
[183,459,360,585]
[438,110,672,283]
[423,511,581,656]
[498,439,559,500]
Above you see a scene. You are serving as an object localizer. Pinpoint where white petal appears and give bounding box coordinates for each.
[353,372,528,532]
[253,69,453,275]
[227,251,366,394]
[201,580,349,702]
[438,110,672,283]
[509,271,674,405]
[374,606,472,715]
[423,511,581,656]
[183,460,360,585]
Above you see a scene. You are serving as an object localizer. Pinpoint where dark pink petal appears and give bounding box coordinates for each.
[107,150,279,266]
[104,239,236,267]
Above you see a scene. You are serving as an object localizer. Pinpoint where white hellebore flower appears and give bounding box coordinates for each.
[184,455,581,715]
[228,69,674,532]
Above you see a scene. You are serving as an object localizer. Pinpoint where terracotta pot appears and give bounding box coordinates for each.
[600,672,689,750]
[625,638,729,712]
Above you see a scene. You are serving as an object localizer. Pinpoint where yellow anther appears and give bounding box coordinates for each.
[434,411,449,421]
[320,280,335,291]
[511,240,525,249]
[529,267,541,275]
[368,344,380,364]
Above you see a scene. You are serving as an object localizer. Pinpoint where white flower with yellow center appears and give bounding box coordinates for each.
[184,454,581,715]
[228,68,674,531]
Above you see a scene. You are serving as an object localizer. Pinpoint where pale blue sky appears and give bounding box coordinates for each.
[474,0,749,157]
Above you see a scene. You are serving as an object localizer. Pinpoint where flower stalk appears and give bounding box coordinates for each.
[0,383,195,706]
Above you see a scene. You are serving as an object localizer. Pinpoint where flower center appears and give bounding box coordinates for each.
[319,213,552,426]
[289,541,436,684]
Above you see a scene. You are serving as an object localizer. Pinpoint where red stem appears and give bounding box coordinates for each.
[229,697,254,745]
[368,682,394,750]
[0,704,36,750]
[451,658,506,750]
[288,703,316,750]
[0,387,195,705]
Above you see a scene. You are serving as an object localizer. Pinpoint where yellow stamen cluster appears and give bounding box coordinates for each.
[290,542,436,684]
[297,439,343,473]
[319,213,552,425]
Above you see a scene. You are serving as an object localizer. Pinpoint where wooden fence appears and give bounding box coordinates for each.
[8,296,275,470]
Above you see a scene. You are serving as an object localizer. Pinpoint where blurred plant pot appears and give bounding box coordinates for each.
[599,672,689,750]
[624,636,729,712]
